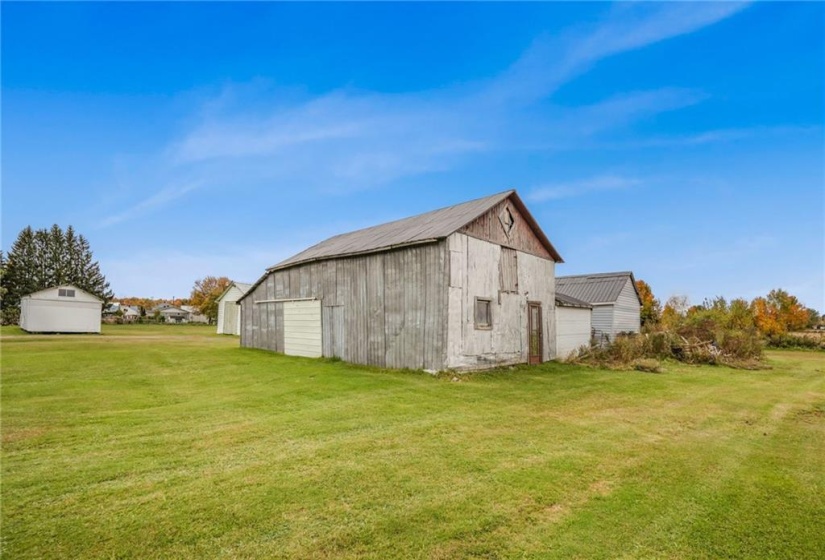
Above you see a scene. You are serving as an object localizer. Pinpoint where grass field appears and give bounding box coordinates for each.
[2,325,823,559]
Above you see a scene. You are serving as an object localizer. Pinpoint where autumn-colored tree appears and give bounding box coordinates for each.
[635,279,661,328]
[752,289,809,336]
[727,298,755,331]
[189,276,231,324]
[660,295,689,330]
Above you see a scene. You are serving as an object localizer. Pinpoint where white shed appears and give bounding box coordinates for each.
[556,271,641,342]
[555,293,593,360]
[216,281,252,335]
[20,285,103,334]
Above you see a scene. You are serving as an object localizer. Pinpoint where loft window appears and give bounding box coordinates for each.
[499,206,515,236]
[58,288,76,297]
[474,297,492,329]
[499,247,518,293]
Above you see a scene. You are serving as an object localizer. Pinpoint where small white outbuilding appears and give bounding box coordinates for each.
[556,271,642,342]
[555,293,593,360]
[20,285,103,334]
[216,281,252,335]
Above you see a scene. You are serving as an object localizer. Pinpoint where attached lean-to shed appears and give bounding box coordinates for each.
[19,285,103,334]
[555,293,593,359]
[556,271,641,342]
[216,281,252,335]
[239,190,564,371]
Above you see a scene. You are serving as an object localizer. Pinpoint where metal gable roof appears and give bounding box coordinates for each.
[238,190,563,303]
[555,292,593,309]
[234,282,253,294]
[267,189,561,272]
[556,271,639,305]
[216,281,254,303]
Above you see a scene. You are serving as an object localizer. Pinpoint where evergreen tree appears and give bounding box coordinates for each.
[1,225,114,324]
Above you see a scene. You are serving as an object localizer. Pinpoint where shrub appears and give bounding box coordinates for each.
[1,306,20,326]
[766,333,824,350]
[573,326,762,370]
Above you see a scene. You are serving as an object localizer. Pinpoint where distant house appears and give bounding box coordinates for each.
[556,271,641,341]
[103,302,141,323]
[159,306,190,324]
[181,305,208,324]
[239,190,563,371]
[151,303,175,314]
[555,293,593,359]
[20,285,103,334]
[122,306,141,323]
[216,282,252,335]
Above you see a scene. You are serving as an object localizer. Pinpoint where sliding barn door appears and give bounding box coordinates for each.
[283,300,322,358]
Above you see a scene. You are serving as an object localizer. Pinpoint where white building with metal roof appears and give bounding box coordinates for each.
[216,281,252,335]
[20,285,103,334]
[556,271,641,342]
[239,190,563,371]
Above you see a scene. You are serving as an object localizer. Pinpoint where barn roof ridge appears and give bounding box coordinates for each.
[267,189,560,272]
[557,271,635,280]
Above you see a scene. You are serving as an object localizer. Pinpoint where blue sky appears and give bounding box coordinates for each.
[2,2,823,309]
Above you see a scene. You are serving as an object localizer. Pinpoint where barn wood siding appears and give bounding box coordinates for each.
[445,233,555,370]
[460,199,553,260]
[241,242,448,370]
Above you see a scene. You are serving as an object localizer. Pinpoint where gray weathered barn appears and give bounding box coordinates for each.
[238,190,563,371]
[556,271,641,342]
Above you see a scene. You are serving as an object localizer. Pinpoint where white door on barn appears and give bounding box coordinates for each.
[283,300,323,358]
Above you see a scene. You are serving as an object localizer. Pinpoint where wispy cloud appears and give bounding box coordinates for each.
[612,125,822,149]
[99,2,749,227]
[481,2,748,106]
[528,175,641,202]
[98,180,202,228]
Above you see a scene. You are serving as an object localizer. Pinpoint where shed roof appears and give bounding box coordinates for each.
[268,189,562,272]
[556,271,640,305]
[22,285,103,303]
[217,281,253,303]
[234,282,253,293]
[555,292,593,309]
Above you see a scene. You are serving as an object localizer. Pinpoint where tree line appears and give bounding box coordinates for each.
[636,280,820,337]
[1,225,113,325]
[0,224,236,326]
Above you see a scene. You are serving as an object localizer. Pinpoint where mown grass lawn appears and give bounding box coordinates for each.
[2,325,823,559]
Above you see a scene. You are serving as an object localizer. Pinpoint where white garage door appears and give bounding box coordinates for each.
[556,306,592,359]
[283,300,322,358]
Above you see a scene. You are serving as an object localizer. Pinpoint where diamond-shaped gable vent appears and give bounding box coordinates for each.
[499,207,515,236]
